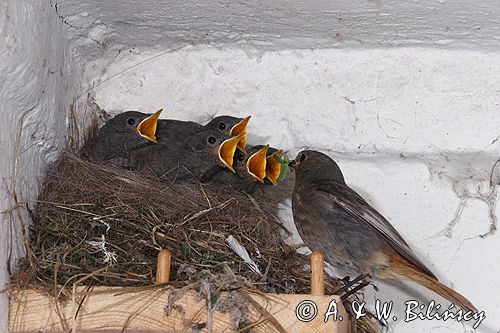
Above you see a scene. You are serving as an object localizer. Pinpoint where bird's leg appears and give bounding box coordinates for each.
[288,243,306,250]
[341,279,372,301]
[288,243,306,251]
[283,243,306,256]
[341,276,350,283]
[333,273,370,295]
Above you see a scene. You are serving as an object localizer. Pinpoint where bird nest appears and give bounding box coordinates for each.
[13,148,382,333]
[17,151,294,288]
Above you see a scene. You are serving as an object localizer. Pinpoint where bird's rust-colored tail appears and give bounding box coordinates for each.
[387,255,477,312]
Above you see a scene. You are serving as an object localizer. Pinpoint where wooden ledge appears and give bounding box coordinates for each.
[9,286,350,333]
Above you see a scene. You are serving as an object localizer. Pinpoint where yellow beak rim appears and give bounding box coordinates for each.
[236,133,247,153]
[265,150,283,185]
[136,109,162,143]
[218,133,245,173]
[246,145,269,183]
[230,116,251,136]
[230,116,251,153]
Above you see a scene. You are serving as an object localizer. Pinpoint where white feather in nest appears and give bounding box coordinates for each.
[225,235,261,275]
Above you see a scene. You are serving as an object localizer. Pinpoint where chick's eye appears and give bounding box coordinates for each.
[207,136,217,145]
[127,118,136,125]
[218,122,226,130]
[300,154,307,162]
[237,154,245,161]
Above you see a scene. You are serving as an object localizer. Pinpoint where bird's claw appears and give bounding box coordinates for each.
[333,273,371,300]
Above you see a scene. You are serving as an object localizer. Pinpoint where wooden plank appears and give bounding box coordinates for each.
[9,287,350,333]
[246,292,350,333]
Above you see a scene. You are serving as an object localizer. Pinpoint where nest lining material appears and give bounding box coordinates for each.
[13,122,382,333]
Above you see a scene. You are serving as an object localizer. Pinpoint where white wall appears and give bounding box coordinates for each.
[90,46,500,332]
[2,0,500,332]
[57,0,500,51]
[0,1,82,331]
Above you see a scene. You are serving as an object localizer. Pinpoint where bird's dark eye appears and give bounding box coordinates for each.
[237,153,245,162]
[207,136,217,145]
[127,118,135,125]
[218,122,226,130]
[300,154,307,162]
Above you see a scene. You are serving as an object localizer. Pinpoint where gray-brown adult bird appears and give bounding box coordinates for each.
[290,150,477,312]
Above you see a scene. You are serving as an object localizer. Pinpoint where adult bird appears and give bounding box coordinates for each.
[290,150,477,312]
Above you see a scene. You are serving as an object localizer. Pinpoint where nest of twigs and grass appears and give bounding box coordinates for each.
[18,151,327,292]
[12,117,382,333]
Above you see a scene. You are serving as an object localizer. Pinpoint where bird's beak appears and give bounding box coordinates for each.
[136,109,162,143]
[246,145,269,183]
[218,133,245,173]
[265,149,283,185]
[230,116,251,153]
[236,133,247,153]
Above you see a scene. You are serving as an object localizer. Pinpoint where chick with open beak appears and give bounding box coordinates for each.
[84,109,252,184]
[83,109,163,165]
[162,129,245,181]
[136,109,162,142]
[205,115,251,152]
[202,145,264,193]
[249,145,284,186]
[155,114,250,152]
[202,144,286,193]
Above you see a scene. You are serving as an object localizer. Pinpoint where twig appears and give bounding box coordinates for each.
[178,198,236,226]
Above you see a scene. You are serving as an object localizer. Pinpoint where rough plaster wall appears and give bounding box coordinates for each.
[57,0,500,53]
[89,46,500,332]
[2,0,500,332]
[0,1,81,331]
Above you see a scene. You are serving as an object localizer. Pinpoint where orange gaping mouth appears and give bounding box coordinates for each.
[229,116,251,153]
[246,145,269,183]
[136,109,162,143]
[218,133,245,173]
[265,149,284,185]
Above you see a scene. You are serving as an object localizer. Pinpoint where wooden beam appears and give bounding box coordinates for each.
[155,249,172,284]
[310,251,325,296]
[9,287,350,333]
